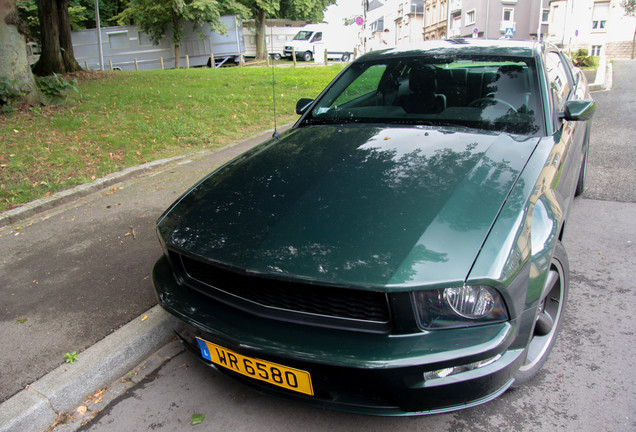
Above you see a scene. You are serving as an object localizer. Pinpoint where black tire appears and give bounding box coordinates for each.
[341,53,351,62]
[575,149,587,196]
[272,53,282,60]
[514,241,569,387]
[302,51,313,62]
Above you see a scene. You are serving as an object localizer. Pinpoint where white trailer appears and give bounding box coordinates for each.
[71,15,245,71]
[243,26,302,59]
[242,19,305,59]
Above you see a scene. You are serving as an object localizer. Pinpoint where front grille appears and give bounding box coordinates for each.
[171,252,391,328]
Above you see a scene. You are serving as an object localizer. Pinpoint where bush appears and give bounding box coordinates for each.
[35,73,78,99]
[0,76,22,107]
[571,49,595,68]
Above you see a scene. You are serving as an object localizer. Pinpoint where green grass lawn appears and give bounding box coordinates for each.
[0,65,343,212]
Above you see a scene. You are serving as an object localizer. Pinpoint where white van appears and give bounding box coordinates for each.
[283,24,356,62]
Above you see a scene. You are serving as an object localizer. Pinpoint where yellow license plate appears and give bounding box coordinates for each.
[196,337,314,396]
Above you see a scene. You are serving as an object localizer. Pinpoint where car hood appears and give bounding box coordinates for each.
[158,124,538,289]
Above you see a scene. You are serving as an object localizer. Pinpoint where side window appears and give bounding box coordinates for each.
[311,32,322,43]
[545,52,571,110]
[331,64,387,107]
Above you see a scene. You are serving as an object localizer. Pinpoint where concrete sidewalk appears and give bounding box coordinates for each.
[0,125,288,432]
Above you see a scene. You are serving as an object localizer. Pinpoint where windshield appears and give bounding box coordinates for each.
[303,55,544,135]
[293,31,314,41]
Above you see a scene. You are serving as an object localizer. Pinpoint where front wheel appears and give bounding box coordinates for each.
[302,51,313,62]
[514,241,569,387]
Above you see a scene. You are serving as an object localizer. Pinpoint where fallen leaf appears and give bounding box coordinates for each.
[141,315,148,322]
[190,414,205,425]
[76,405,87,415]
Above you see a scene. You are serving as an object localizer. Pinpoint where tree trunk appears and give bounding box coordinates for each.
[32,0,81,76]
[0,0,43,106]
[255,8,267,60]
[174,44,181,68]
[172,10,180,68]
[57,0,80,71]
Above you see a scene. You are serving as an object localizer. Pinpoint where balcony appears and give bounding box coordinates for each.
[449,0,461,14]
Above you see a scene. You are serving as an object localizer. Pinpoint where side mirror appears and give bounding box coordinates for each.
[562,99,596,121]
[296,98,314,115]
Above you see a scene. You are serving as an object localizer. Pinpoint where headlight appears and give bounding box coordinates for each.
[413,285,508,329]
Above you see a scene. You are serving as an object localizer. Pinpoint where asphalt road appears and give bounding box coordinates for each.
[75,60,636,431]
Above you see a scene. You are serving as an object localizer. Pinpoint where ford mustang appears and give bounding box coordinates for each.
[152,39,595,415]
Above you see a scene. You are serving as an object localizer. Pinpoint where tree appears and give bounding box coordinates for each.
[279,0,334,23]
[622,0,636,59]
[118,0,247,68]
[0,0,43,107]
[240,0,335,60]
[32,0,82,75]
[18,0,130,41]
[240,0,278,60]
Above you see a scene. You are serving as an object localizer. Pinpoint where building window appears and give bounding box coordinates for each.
[502,8,514,24]
[591,45,602,56]
[592,2,609,31]
[541,9,550,24]
[466,9,476,26]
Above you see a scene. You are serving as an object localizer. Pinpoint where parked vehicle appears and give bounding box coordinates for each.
[243,20,305,59]
[283,23,357,62]
[152,39,594,415]
[26,42,41,66]
[71,15,245,71]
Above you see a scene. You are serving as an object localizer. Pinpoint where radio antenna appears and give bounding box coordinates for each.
[270,24,279,139]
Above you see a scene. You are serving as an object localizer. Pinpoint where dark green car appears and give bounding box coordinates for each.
[152,39,595,415]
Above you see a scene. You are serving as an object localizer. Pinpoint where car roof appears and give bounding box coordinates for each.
[357,39,543,62]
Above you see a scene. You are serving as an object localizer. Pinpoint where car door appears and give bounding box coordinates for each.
[543,49,581,217]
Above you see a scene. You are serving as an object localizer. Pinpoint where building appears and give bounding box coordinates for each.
[452,0,550,40]
[424,0,448,40]
[361,0,635,56]
[394,0,426,45]
[547,0,636,59]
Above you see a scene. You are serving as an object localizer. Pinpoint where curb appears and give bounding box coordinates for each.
[0,305,178,432]
[0,155,190,229]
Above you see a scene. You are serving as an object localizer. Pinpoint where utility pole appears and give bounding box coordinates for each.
[536,0,544,40]
[94,0,104,71]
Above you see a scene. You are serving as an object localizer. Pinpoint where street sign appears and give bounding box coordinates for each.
[504,27,514,38]
[473,28,478,38]
[355,16,364,26]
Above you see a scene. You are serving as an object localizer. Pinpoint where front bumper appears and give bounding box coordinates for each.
[152,255,526,415]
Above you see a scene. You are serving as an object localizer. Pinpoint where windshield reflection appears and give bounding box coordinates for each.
[304,55,543,136]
